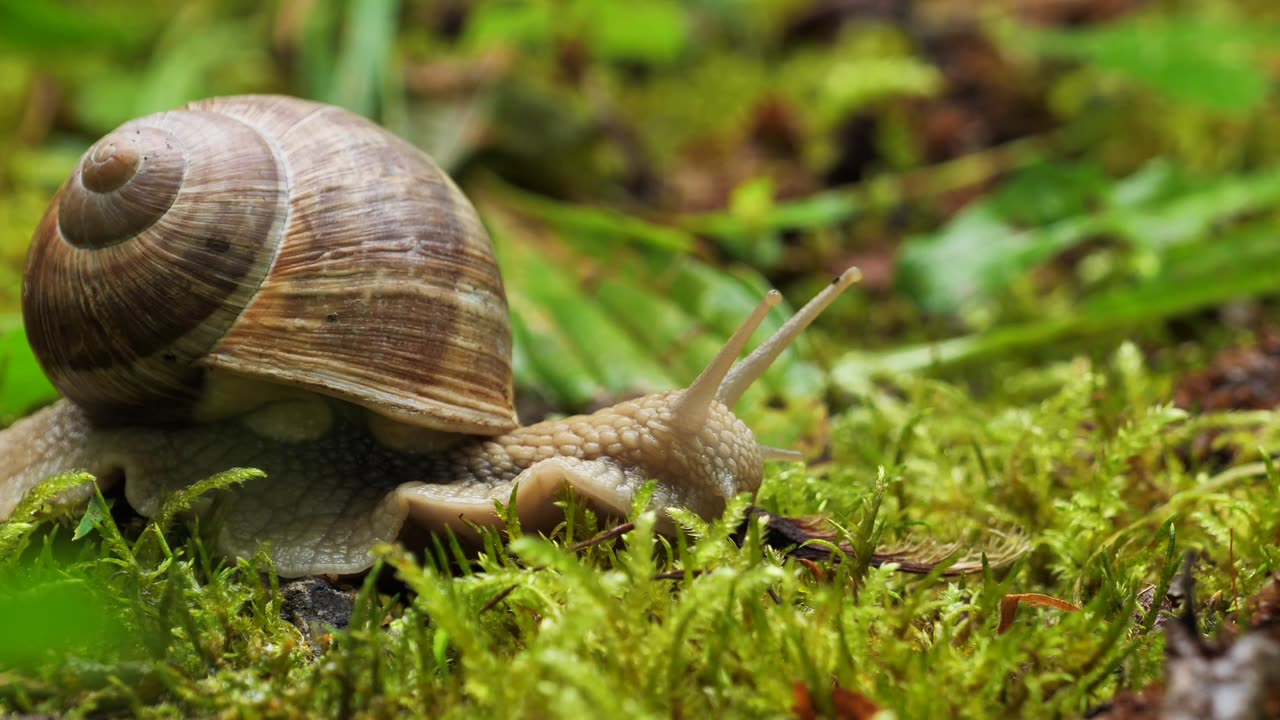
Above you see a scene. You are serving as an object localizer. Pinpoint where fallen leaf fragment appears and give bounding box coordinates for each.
[792,681,882,720]
[997,592,1081,635]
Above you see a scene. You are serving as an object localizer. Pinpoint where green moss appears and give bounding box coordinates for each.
[1,344,1274,718]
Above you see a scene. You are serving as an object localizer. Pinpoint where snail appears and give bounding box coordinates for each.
[0,95,859,577]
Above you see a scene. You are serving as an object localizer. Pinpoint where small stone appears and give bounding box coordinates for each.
[280,576,358,653]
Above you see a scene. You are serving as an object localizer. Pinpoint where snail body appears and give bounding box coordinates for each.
[0,95,858,577]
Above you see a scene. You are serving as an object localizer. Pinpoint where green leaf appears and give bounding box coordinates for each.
[1031,18,1277,114]
[72,492,112,541]
[136,21,267,116]
[684,190,863,241]
[987,161,1110,226]
[0,571,130,671]
[895,166,1280,314]
[0,320,58,423]
[846,218,1280,377]
[5,146,85,191]
[486,203,829,419]
[495,181,695,253]
[491,225,670,397]
[75,16,277,132]
[464,2,553,51]
[896,203,1023,313]
[577,0,688,65]
[509,298,603,407]
[325,0,401,117]
[816,56,941,118]
[297,0,342,100]
[722,177,784,268]
[593,277,721,383]
[0,0,148,52]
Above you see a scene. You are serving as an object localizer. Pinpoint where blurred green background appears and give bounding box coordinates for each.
[2,0,1279,442]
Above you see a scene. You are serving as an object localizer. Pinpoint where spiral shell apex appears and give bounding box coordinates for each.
[58,126,185,249]
[24,95,518,435]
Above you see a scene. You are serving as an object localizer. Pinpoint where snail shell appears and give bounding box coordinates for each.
[23,95,517,435]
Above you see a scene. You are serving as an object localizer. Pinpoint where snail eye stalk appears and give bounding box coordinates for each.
[669,267,861,437]
[670,290,780,433]
[717,267,861,408]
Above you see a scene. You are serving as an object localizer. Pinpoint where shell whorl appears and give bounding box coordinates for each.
[24,95,518,435]
[57,126,185,249]
[25,108,287,422]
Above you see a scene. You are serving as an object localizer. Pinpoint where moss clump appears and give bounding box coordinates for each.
[1,344,1276,718]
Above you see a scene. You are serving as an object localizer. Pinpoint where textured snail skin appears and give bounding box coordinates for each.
[0,392,761,577]
[0,266,861,576]
[0,266,859,577]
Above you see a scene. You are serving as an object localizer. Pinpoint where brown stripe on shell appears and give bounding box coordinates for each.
[23,109,288,422]
[202,97,517,435]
